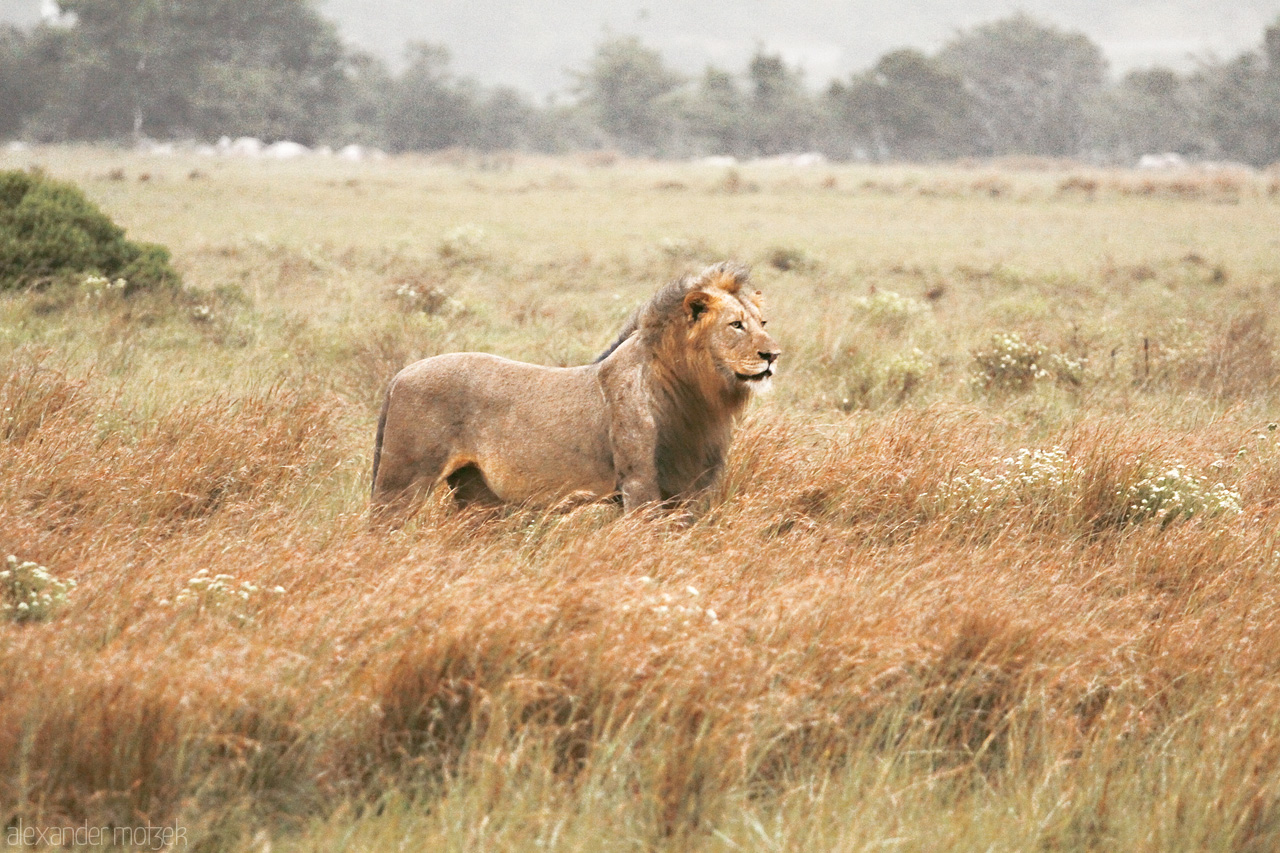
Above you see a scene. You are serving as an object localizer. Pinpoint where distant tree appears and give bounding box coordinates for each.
[1191,56,1280,167]
[526,98,606,155]
[1096,67,1205,162]
[25,0,350,143]
[1187,15,1280,166]
[829,49,976,160]
[333,49,393,147]
[383,43,480,152]
[938,13,1107,158]
[746,49,821,155]
[681,67,750,156]
[0,27,39,138]
[471,86,539,152]
[572,35,685,156]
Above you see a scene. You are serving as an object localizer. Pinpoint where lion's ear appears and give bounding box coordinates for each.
[684,290,713,322]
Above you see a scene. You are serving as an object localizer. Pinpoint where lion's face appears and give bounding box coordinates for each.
[686,288,781,394]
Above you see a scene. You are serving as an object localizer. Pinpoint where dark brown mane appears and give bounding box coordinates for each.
[592,262,750,363]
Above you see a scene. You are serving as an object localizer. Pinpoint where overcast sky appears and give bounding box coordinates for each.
[3,0,1277,94]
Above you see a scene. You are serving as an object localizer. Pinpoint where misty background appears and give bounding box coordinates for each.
[1,0,1279,165]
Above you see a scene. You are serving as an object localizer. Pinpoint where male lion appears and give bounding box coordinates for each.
[370,262,780,518]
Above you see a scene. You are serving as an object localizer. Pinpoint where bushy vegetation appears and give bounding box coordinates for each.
[2,3,1280,164]
[0,168,179,291]
[1,555,74,622]
[3,150,1280,850]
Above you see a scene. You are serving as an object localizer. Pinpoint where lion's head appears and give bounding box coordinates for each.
[634,262,780,411]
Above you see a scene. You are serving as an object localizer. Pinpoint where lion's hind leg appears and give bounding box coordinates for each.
[370,442,459,526]
[445,463,502,507]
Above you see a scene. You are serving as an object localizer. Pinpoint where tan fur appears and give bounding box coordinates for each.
[371,262,781,519]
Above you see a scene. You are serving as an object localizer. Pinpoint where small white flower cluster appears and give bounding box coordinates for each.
[929,446,1243,529]
[621,576,719,627]
[438,224,488,264]
[885,347,932,383]
[2,554,75,623]
[1238,423,1280,461]
[171,569,284,623]
[82,273,127,300]
[852,289,927,329]
[1121,466,1243,525]
[970,332,1084,392]
[190,304,214,322]
[932,446,1079,516]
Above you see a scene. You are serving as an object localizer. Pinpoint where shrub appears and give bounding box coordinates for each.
[2,555,75,623]
[929,446,1081,520]
[393,282,455,315]
[926,446,1243,531]
[852,289,928,332]
[170,568,285,626]
[832,347,935,411]
[1120,465,1242,527]
[970,332,1084,392]
[0,169,180,292]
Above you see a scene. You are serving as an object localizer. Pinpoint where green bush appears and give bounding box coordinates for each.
[0,169,180,292]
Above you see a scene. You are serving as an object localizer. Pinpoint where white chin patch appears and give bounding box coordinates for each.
[733,365,775,392]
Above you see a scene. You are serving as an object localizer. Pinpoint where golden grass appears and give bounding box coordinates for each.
[2,147,1280,850]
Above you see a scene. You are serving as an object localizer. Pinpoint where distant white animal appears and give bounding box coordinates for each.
[266,141,309,159]
[229,137,265,157]
[1138,152,1187,170]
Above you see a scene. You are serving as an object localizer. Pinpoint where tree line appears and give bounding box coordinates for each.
[3,1,1279,166]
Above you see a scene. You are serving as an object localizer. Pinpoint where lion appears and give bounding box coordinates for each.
[370,261,780,518]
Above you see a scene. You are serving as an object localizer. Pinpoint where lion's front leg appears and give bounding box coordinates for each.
[619,469,661,511]
[599,362,662,512]
[613,418,661,511]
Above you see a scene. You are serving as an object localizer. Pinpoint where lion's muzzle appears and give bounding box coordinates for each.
[736,347,779,383]
[736,366,775,382]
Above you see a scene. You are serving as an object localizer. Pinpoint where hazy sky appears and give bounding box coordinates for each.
[3,0,1278,94]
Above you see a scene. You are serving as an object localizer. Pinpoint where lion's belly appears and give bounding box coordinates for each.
[455,357,617,504]
[476,447,616,504]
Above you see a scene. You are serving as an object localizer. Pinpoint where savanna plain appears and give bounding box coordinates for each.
[4,148,1280,851]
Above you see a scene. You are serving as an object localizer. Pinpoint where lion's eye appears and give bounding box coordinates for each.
[729,320,745,330]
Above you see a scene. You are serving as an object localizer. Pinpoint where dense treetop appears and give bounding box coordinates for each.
[2,1,1279,165]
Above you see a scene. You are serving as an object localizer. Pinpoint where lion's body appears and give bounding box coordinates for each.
[373,352,617,506]
[371,262,779,517]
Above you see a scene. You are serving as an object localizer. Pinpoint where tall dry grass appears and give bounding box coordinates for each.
[2,150,1280,850]
[4,344,1280,849]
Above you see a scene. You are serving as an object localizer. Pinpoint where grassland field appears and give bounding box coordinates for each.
[3,146,1280,851]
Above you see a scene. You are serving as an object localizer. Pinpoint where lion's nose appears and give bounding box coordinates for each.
[760,350,779,364]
